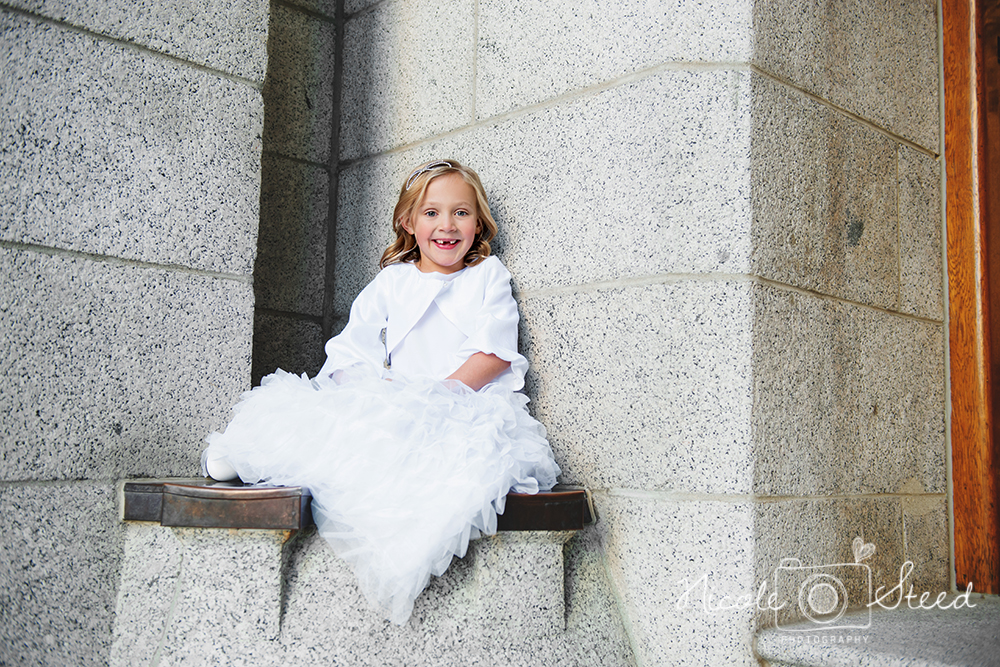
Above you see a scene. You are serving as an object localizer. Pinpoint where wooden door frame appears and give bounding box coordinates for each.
[943,0,999,595]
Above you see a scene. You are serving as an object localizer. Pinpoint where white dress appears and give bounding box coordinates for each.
[203,256,560,624]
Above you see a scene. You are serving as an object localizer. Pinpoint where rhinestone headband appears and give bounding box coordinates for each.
[405,161,453,191]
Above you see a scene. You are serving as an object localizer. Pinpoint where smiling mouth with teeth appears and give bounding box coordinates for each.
[433,240,459,247]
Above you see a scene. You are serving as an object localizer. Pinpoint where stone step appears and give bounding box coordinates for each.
[111,479,596,665]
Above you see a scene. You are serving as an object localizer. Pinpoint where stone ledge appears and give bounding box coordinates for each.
[755,597,1000,667]
[121,479,594,531]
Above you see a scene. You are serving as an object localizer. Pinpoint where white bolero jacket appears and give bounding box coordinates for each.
[318,256,528,391]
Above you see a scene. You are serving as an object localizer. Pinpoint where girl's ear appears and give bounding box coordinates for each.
[400,216,413,235]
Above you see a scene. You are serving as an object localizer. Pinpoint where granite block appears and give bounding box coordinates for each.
[0,12,263,274]
[109,521,631,664]
[519,280,755,495]
[0,483,122,667]
[751,284,946,497]
[153,528,291,666]
[750,75,899,309]
[599,493,757,667]
[472,532,573,639]
[898,147,944,320]
[0,248,253,481]
[560,527,636,664]
[4,0,269,81]
[277,528,634,666]
[109,523,184,665]
[753,497,913,631]
[251,312,326,386]
[477,0,753,117]
[263,4,336,163]
[339,0,474,160]
[334,69,754,312]
[255,155,329,316]
[753,0,939,150]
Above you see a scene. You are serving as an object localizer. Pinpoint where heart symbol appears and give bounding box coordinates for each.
[852,536,876,563]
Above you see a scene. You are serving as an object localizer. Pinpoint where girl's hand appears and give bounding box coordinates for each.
[445,352,510,392]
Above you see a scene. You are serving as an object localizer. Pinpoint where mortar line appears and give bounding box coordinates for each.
[895,145,904,312]
[749,65,939,158]
[0,240,254,282]
[149,551,185,667]
[0,479,127,488]
[344,0,389,20]
[257,307,324,324]
[597,538,646,667]
[273,0,335,23]
[336,61,755,171]
[597,488,948,503]
[340,58,940,171]
[0,2,262,91]
[261,151,332,171]
[516,272,944,326]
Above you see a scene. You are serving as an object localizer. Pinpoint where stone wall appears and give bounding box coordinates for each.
[0,1,266,664]
[251,0,336,385]
[0,0,947,664]
[329,0,946,664]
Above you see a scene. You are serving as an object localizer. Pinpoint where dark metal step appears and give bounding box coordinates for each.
[123,479,594,531]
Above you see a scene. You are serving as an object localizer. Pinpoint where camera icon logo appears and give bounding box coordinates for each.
[773,556,873,631]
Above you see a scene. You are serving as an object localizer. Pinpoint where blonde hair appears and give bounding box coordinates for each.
[380,160,498,269]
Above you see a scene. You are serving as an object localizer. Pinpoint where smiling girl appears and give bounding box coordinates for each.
[202,159,560,625]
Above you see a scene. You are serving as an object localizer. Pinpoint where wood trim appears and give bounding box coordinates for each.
[943,0,999,594]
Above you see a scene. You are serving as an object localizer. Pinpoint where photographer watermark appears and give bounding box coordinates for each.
[675,537,977,632]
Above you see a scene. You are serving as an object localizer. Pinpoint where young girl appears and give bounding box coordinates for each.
[202,160,560,625]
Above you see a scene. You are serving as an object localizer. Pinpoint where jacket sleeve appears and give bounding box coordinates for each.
[317,272,389,379]
[455,257,529,390]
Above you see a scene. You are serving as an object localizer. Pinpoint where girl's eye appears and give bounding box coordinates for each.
[424,210,437,217]
[456,210,469,217]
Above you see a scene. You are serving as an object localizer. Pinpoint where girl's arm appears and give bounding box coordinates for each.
[446,352,511,391]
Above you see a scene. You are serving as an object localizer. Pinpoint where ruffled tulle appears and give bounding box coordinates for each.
[203,367,560,625]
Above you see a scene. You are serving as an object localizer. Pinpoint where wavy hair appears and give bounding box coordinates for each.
[380,160,498,269]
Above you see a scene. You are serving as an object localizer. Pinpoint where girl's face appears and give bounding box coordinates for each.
[402,173,480,274]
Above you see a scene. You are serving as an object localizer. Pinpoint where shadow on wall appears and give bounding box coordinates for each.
[251,3,338,386]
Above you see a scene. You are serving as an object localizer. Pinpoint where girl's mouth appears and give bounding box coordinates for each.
[433,240,459,248]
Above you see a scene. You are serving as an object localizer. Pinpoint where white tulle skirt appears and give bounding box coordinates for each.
[202,367,560,625]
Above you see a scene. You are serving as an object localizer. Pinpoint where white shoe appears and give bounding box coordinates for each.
[205,454,239,481]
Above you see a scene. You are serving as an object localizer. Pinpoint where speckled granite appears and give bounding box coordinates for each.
[753,0,939,150]
[751,284,945,498]
[476,0,753,117]
[750,75,900,310]
[111,523,635,666]
[0,248,253,481]
[0,483,123,667]
[0,11,263,275]
[340,0,475,160]
[3,0,268,81]
[519,279,755,495]
[255,155,329,317]
[262,4,336,164]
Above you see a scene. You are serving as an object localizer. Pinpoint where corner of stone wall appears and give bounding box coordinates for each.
[0,1,268,663]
